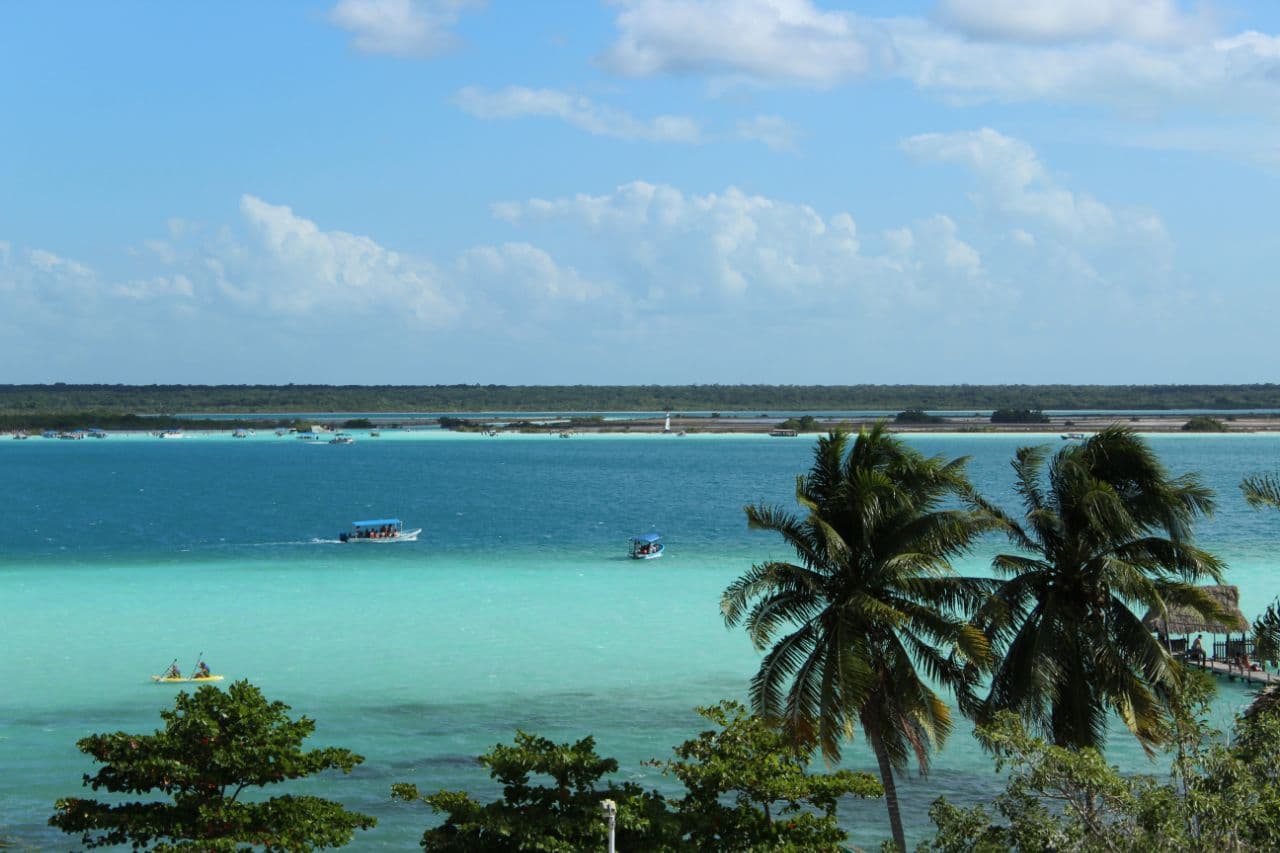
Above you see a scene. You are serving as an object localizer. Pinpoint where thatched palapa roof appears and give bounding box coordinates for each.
[1141,584,1250,635]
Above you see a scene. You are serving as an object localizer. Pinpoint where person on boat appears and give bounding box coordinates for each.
[194,660,211,678]
[164,663,181,678]
[1189,634,1206,663]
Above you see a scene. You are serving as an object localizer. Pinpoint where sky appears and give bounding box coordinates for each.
[3,0,1280,385]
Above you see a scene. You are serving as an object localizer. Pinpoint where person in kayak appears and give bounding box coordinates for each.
[164,662,181,678]
[194,660,211,678]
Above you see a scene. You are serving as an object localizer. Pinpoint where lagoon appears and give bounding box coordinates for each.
[2,431,1277,849]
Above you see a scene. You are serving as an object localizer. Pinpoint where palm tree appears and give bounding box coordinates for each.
[1239,473,1280,666]
[721,424,996,852]
[971,426,1224,752]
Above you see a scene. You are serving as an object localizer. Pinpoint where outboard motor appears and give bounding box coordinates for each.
[338,532,349,543]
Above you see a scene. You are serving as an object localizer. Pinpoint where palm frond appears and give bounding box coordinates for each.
[1242,472,1280,510]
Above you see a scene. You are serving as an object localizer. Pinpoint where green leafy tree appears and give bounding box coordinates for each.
[650,700,882,851]
[989,409,1048,424]
[722,425,997,851]
[969,427,1224,752]
[1182,416,1228,432]
[392,732,677,851]
[921,695,1280,852]
[395,702,881,852]
[49,680,375,851]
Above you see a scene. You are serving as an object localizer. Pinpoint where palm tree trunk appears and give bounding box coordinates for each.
[866,716,907,853]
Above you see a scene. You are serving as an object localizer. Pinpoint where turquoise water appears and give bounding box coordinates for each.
[3,431,1278,849]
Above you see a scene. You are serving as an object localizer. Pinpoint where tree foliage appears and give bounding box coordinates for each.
[966,427,1224,752]
[922,689,1280,853]
[393,701,880,852]
[49,681,375,851]
[989,409,1049,424]
[393,731,675,851]
[7,383,1280,417]
[1182,416,1228,432]
[649,701,881,851]
[894,409,947,424]
[722,425,997,851]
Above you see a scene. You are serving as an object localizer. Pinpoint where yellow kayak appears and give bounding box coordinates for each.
[151,674,225,683]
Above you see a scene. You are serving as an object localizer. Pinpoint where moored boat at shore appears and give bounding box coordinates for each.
[629,531,664,560]
[338,518,420,542]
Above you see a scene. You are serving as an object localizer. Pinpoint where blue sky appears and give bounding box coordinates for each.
[4,0,1280,384]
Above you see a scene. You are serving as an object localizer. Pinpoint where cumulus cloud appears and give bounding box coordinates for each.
[228,195,458,324]
[600,0,873,86]
[328,0,481,58]
[901,127,1170,248]
[492,180,995,313]
[934,0,1210,45]
[598,0,1280,121]
[456,86,702,143]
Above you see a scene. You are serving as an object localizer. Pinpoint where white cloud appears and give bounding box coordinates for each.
[599,1,1280,121]
[27,248,93,279]
[493,180,993,311]
[736,114,800,151]
[328,0,481,59]
[234,195,459,324]
[455,86,702,143]
[902,127,1158,244]
[600,0,872,86]
[457,242,606,307]
[934,0,1210,45]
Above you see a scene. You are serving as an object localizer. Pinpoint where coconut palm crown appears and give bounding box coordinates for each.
[970,426,1225,753]
[722,424,997,852]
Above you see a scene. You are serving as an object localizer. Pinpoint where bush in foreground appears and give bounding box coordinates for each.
[49,680,375,851]
[394,700,881,851]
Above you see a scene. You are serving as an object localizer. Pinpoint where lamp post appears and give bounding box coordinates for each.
[600,798,617,853]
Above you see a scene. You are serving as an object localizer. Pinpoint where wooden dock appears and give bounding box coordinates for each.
[1187,658,1279,687]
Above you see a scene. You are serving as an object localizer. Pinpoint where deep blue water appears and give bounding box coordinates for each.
[2,431,1278,849]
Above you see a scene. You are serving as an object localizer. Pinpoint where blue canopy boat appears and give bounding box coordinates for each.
[339,518,421,543]
[629,532,664,560]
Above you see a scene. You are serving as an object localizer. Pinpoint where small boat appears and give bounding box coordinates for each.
[275,427,289,437]
[1061,433,1087,441]
[151,674,225,684]
[12,431,28,440]
[59,429,85,440]
[769,428,798,437]
[369,430,381,437]
[338,518,421,543]
[88,428,107,438]
[158,429,184,439]
[41,430,59,439]
[232,428,248,438]
[629,532,664,560]
[329,433,355,445]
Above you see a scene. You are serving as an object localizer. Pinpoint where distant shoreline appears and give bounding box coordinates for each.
[9,412,1280,438]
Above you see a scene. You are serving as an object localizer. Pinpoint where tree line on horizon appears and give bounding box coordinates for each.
[5,383,1280,415]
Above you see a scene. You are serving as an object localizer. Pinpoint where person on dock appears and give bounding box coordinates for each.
[1189,635,1206,663]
